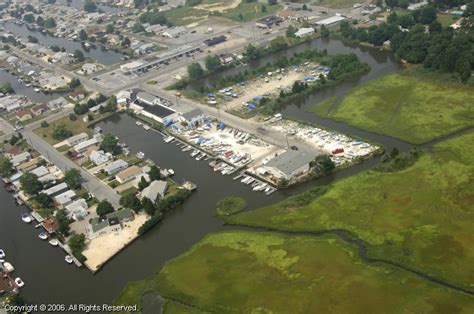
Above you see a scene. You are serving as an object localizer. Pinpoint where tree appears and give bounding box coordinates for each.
[23,13,35,23]
[320,25,330,38]
[28,35,38,43]
[51,45,60,52]
[205,55,222,72]
[105,96,117,112]
[131,23,145,33]
[96,200,114,217]
[73,49,84,62]
[121,37,131,47]
[138,176,149,191]
[69,78,81,89]
[68,233,86,255]
[64,169,82,189]
[36,16,45,26]
[106,23,114,34]
[52,123,72,140]
[73,103,88,115]
[302,3,308,10]
[390,147,399,158]
[187,63,204,80]
[84,1,97,12]
[120,193,142,213]
[100,133,122,155]
[428,20,442,33]
[0,157,13,177]
[142,197,155,216]
[148,165,161,181]
[261,4,267,12]
[44,17,56,28]
[286,25,296,38]
[79,29,88,41]
[69,113,77,121]
[268,0,277,4]
[20,173,43,195]
[56,209,72,236]
[36,193,54,208]
[0,82,13,94]
[311,155,335,176]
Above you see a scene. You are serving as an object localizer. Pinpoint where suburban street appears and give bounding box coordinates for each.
[22,129,121,208]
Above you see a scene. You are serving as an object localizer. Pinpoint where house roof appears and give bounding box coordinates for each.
[30,166,49,178]
[181,108,204,121]
[31,103,47,113]
[265,150,314,176]
[16,109,31,118]
[54,190,76,205]
[116,165,142,181]
[42,182,68,196]
[5,146,22,156]
[141,180,168,201]
[90,209,134,233]
[104,159,128,173]
[42,216,59,233]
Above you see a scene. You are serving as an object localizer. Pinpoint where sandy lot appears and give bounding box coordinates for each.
[197,0,241,12]
[82,213,148,272]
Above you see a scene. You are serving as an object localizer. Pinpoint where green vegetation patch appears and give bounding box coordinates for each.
[307,96,337,117]
[226,131,474,290]
[215,196,247,217]
[165,7,208,25]
[221,3,280,22]
[313,0,363,8]
[33,116,90,145]
[437,13,458,27]
[115,231,474,313]
[316,72,474,144]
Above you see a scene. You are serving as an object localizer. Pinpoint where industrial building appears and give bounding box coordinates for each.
[204,36,226,47]
[262,150,314,180]
[315,15,347,26]
[255,15,283,28]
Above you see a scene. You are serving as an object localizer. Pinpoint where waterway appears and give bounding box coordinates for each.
[0,113,382,311]
[2,21,124,65]
[0,38,407,311]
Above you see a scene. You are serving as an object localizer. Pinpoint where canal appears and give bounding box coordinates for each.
[2,21,125,65]
[0,68,66,103]
[0,113,383,311]
[0,38,406,311]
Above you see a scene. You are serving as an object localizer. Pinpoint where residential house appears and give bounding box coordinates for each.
[54,190,77,208]
[42,182,69,197]
[140,180,168,204]
[65,198,89,220]
[89,150,111,166]
[16,159,39,172]
[104,159,129,175]
[15,109,32,122]
[262,150,314,180]
[133,173,150,189]
[86,209,135,239]
[11,152,31,167]
[30,166,49,178]
[42,217,59,234]
[162,26,186,38]
[70,91,86,102]
[66,133,89,147]
[30,103,48,116]
[180,108,206,127]
[74,138,98,154]
[115,165,142,184]
[4,146,22,158]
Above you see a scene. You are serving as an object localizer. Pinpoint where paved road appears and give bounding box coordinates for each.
[22,129,121,208]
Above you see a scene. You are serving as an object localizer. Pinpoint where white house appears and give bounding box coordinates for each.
[11,152,31,167]
[74,138,98,153]
[104,159,129,175]
[262,150,314,180]
[295,27,315,38]
[141,180,168,204]
[65,198,88,220]
[66,133,89,147]
[89,150,111,166]
[180,109,206,128]
[54,190,77,208]
[86,209,135,239]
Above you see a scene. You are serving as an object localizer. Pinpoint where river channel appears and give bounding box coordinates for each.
[0,39,406,310]
[2,21,124,65]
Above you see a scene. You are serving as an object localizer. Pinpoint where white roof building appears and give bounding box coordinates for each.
[295,27,315,38]
[104,159,129,175]
[11,152,31,167]
[89,150,111,166]
[315,16,346,26]
[54,190,77,207]
[141,180,168,204]
[30,166,49,178]
[66,132,89,147]
[65,198,88,221]
[74,138,98,153]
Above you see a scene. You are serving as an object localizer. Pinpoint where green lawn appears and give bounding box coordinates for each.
[308,95,337,117]
[225,131,474,290]
[221,3,281,22]
[437,13,458,27]
[165,7,209,25]
[313,0,362,8]
[34,116,91,145]
[311,71,474,144]
[215,196,247,217]
[115,231,474,313]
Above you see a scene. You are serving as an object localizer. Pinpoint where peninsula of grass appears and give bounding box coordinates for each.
[215,196,247,217]
[115,231,474,313]
[310,71,474,144]
[308,95,337,117]
[224,131,474,291]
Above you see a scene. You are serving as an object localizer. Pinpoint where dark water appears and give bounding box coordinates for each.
[0,114,381,310]
[2,22,124,65]
[56,0,123,13]
[189,38,409,151]
[0,68,66,103]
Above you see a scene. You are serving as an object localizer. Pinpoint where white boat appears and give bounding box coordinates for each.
[245,178,254,185]
[49,239,59,246]
[136,121,142,126]
[21,213,32,223]
[14,277,24,288]
[182,146,192,152]
[3,262,14,273]
[0,249,4,259]
[167,169,175,175]
[264,186,271,193]
[164,136,174,143]
[38,232,48,240]
[241,176,250,183]
[195,154,204,161]
[253,183,267,191]
[190,150,199,157]
[143,125,150,131]
[65,255,73,264]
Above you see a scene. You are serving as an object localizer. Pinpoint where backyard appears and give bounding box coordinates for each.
[115,231,474,313]
[309,71,474,144]
[224,131,474,291]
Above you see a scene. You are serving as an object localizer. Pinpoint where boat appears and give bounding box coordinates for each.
[34,88,40,93]
[14,277,24,288]
[182,146,192,152]
[65,255,73,264]
[253,183,267,191]
[2,262,14,273]
[49,239,59,246]
[195,153,204,161]
[21,213,32,223]
[190,150,199,157]
[136,121,142,126]
[264,186,271,193]
[38,232,48,240]
[241,176,250,183]
[143,125,150,131]
[167,169,175,175]
[164,136,174,143]
[0,249,4,259]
